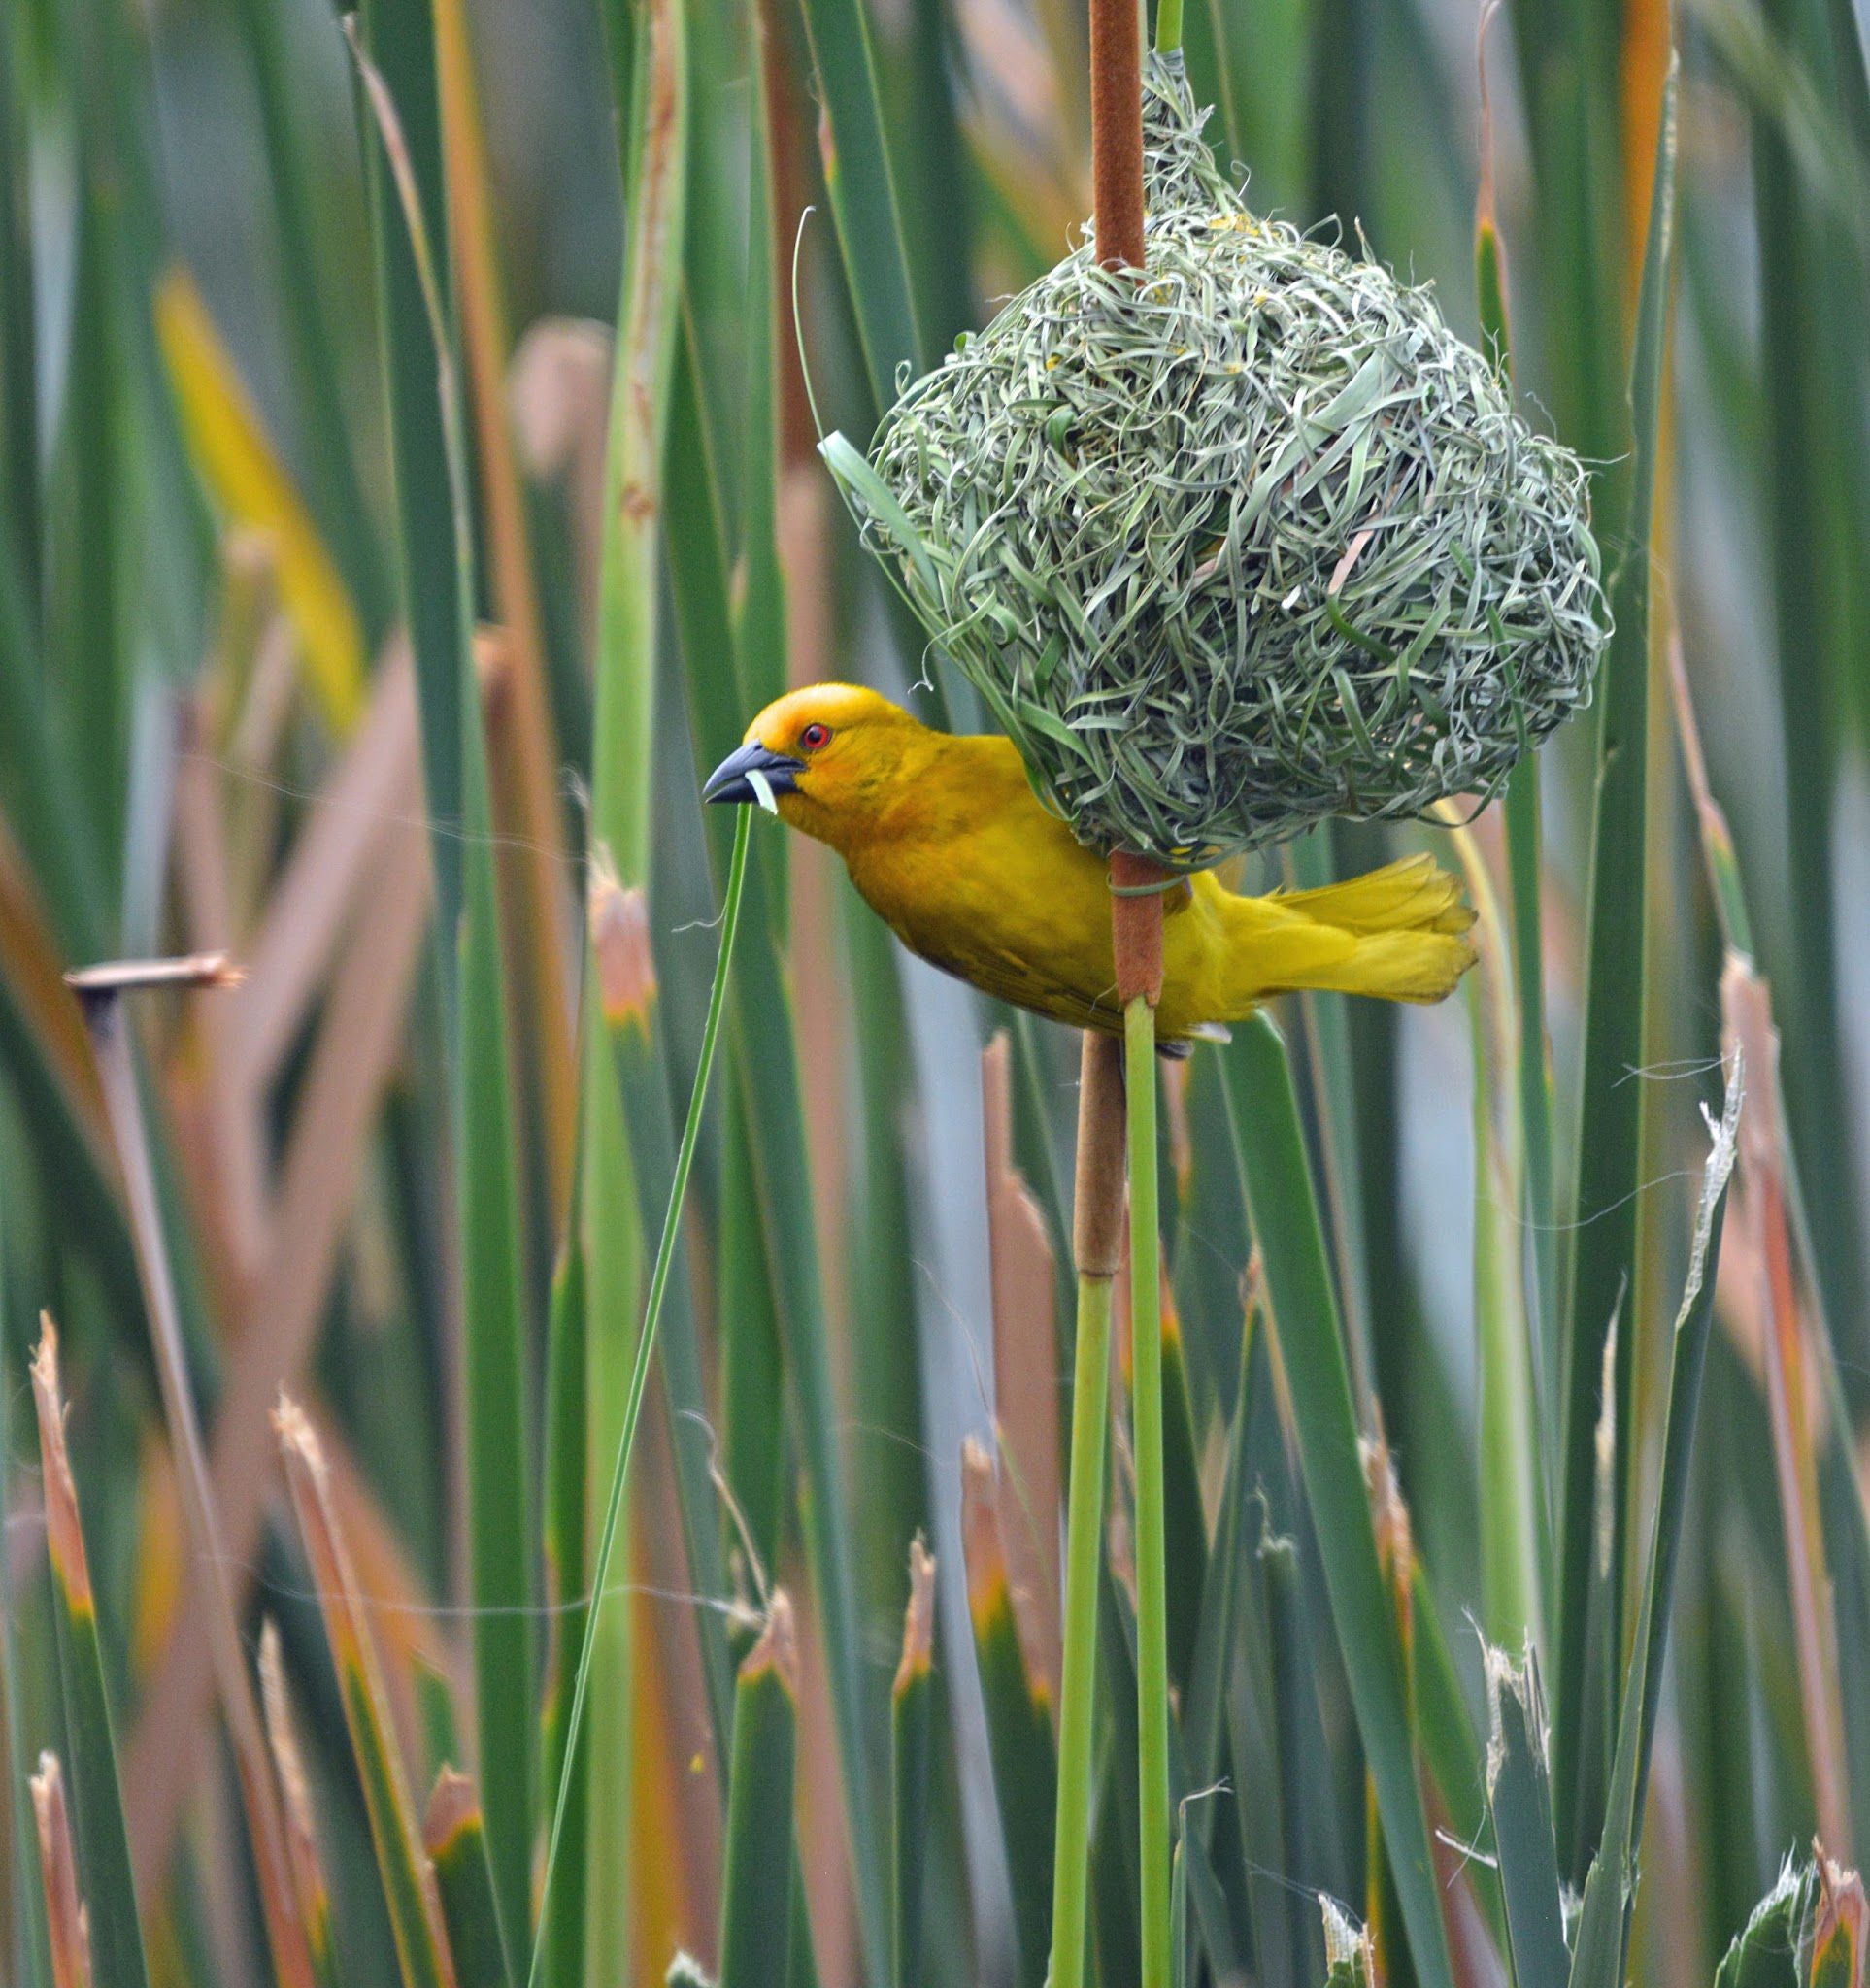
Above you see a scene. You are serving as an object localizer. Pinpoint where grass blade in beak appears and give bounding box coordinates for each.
[747,767,780,814]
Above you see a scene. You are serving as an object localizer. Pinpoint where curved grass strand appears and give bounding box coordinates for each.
[525,804,752,1988]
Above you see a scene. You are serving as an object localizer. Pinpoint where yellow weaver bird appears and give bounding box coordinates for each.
[704,684,1477,1049]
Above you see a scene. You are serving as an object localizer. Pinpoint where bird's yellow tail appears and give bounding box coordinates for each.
[1219,852,1478,1011]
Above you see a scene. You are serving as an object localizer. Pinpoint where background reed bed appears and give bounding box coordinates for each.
[0,0,1867,1979]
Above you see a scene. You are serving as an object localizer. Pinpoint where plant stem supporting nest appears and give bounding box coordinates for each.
[1124,992,1172,1987]
[1111,847,1174,1988]
[1084,0,1174,1973]
[1088,0,1144,270]
[1089,0,1173,1929]
[1048,1032,1124,1988]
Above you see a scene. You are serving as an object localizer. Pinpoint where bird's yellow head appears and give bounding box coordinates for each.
[702,684,933,852]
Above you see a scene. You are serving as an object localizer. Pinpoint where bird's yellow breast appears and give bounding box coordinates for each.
[837,738,1230,1039]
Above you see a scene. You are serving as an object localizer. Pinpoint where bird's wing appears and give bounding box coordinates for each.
[898,926,1123,1035]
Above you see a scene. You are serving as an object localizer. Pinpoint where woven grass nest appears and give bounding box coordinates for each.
[826,52,1611,868]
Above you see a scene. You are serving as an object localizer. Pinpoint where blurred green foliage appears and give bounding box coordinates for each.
[0,0,1868,1979]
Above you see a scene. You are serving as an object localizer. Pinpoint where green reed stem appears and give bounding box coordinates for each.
[1048,1270,1115,1988]
[1127,994,1172,1988]
[1154,0,1185,56]
[525,806,751,1988]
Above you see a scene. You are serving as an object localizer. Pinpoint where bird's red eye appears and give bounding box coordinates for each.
[799,722,831,752]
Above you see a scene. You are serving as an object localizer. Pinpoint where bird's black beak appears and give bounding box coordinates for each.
[702,740,806,809]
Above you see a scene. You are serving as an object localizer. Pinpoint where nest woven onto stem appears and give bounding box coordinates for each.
[828,53,1611,868]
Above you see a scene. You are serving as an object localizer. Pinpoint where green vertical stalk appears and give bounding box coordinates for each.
[598,915,735,1757]
[1504,761,1558,1448]
[1410,1568,1501,1948]
[1220,1017,1456,1988]
[666,325,890,1983]
[1494,0,1631,1720]
[1753,0,1866,1376]
[1477,199,1560,1462]
[1464,831,1552,1653]
[573,1016,636,1981]
[1183,1302,1252,1798]
[538,1188,588,1988]
[56,193,126,898]
[718,1091,786,1581]
[577,0,689,1958]
[1568,1061,1739,1988]
[0,11,39,614]
[0,542,108,963]
[1158,1316,1206,1696]
[1288,832,1387,1416]
[845,906,934,1613]
[719,1598,801,1988]
[1051,1028,1126,1988]
[231,0,390,637]
[1042,1025,1114,1988]
[357,0,462,939]
[1482,1650,1569,1988]
[591,0,685,889]
[1674,644,1870,1865]
[425,1771,517,1988]
[1048,1269,1114,1988]
[1284,894,1379,1404]
[454,753,536,1977]
[1091,1690,1143,1988]
[527,811,751,1988]
[793,0,924,411]
[1503,0,1623,475]
[1307,0,1370,235]
[1468,960,1543,1653]
[899,0,975,356]
[351,28,537,1949]
[723,961,889,1976]
[1553,54,1678,1878]
[1126,998,1173,1988]
[963,1446,1057,1988]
